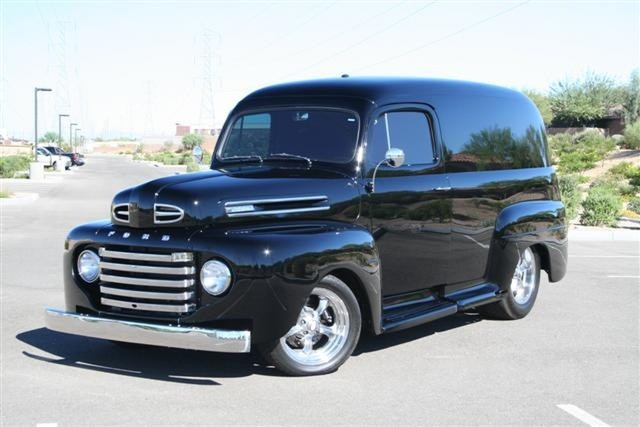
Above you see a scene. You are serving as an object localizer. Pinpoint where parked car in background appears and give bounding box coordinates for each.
[36,147,71,170]
[43,146,85,167]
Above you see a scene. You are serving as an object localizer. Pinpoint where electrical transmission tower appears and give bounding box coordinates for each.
[50,22,72,134]
[198,29,220,134]
[143,81,155,137]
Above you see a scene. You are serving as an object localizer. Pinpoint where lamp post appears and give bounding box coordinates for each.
[34,87,52,159]
[69,123,78,153]
[74,128,81,152]
[58,114,69,147]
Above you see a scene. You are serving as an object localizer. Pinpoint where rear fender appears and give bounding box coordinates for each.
[487,201,568,290]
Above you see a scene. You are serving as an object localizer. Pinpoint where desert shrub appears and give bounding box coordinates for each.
[163,140,174,151]
[575,130,616,161]
[135,143,144,154]
[185,161,200,173]
[622,121,640,149]
[0,155,31,178]
[580,186,623,226]
[558,175,582,220]
[628,197,640,214]
[608,161,636,177]
[549,131,616,173]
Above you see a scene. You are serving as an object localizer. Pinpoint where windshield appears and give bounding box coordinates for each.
[218,109,359,164]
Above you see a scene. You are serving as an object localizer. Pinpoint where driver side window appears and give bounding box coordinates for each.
[366,111,436,170]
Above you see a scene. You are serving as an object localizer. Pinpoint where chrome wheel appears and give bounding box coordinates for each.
[510,247,537,305]
[280,287,350,366]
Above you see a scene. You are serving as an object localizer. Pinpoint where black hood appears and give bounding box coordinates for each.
[111,166,361,228]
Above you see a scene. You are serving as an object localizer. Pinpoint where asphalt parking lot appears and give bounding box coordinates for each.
[1,156,638,426]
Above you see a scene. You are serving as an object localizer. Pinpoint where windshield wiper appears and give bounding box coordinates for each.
[266,152,312,167]
[221,155,263,164]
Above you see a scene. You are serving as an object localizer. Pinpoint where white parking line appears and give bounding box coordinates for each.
[606,275,640,279]
[36,423,58,427]
[572,256,639,258]
[557,404,610,427]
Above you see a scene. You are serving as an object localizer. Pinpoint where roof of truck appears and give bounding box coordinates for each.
[243,76,524,105]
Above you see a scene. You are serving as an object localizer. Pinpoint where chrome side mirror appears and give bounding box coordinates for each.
[385,148,405,168]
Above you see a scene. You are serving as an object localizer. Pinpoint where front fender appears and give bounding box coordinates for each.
[188,221,381,342]
[487,200,568,290]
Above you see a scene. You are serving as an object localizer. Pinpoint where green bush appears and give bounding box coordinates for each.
[627,197,640,214]
[548,131,615,174]
[185,161,200,173]
[608,161,637,177]
[623,121,640,149]
[580,186,623,226]
[575,130,616,162]
[558,175,582,220]
[0,155,31,178]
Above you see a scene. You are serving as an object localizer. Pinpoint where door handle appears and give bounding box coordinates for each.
[434,186,451,191]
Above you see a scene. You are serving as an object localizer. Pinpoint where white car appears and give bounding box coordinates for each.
[36,147,71,170]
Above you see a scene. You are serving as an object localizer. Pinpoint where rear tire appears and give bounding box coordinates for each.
[479,247,540,320]
[258,275,361,376]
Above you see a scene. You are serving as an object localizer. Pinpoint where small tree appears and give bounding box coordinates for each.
[522,89,553,126]
[182,133,203,151]
[623,69,640,124]
[39,131,59,144]
[549,72,623,126]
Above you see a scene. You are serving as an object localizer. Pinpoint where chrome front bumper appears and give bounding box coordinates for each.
[44,308,251,353]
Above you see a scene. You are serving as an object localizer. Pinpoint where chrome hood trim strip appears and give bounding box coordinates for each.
[224,195,329,218]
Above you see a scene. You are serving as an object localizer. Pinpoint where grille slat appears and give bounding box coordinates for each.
[100,286,194,301]
[99,274,194,289]
[101,298,196,314]
[98,247,196,315]
[99,248,192,263]
[100,261,195,275]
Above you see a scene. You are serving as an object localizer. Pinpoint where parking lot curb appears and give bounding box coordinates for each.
[0,192,39,205]
[569,225,640,241]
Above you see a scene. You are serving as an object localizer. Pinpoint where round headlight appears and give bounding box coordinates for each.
[200,260,232,296]
[77,249,100,283]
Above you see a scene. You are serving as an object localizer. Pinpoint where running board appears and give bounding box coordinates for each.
[382,303,457,333]
[380,283,502,334]
[445,283,501,309]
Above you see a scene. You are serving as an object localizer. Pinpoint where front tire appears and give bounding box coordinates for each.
[480,247,540,320]
[259,275,361,376]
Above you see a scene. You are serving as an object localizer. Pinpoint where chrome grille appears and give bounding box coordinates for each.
[112,204,130,223]
[154,204,184,224]
[98,247,196,315]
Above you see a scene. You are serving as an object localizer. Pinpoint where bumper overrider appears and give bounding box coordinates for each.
[44,308,251,353]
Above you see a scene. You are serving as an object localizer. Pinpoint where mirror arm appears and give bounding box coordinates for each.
[367,158,390,193]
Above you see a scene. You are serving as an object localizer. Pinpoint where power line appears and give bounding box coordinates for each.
[227,1,339,66]
[279,0,438,80]
[356,0,530,72]
[276,0,408,63]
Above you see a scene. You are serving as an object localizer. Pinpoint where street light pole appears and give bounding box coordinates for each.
[69,122,78,153]
[74,128,81,152]
[58,114,69,147]
[34,87,52,159]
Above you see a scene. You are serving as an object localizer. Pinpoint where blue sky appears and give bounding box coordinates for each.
[1,0,639,140]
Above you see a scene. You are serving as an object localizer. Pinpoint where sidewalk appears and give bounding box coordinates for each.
[569,225,640,241]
